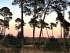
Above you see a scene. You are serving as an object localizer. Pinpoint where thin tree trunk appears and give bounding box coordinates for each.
[33,0,36,49]
[33,26,35,45]
[63,5,66,51]
[42,29,44,37]
[63,12,65,39]
[39,0,50,45]
[21,2,24,46]
[33,0,36,45]
[61,27,62,39]
[62,4,65,38]
[46,28,49,38]
[3,16,5,36]
[39,26,42,46]
[17,22,20,34]
[3,26,5,36]
[60,22,62,39]
[52,28,53,37]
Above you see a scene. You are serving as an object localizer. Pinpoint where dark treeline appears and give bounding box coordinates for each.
[0,34,70,52]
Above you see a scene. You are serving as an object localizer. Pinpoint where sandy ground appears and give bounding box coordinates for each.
[20,48,69,53]
[0,45,69,53]
[0,48,69,53]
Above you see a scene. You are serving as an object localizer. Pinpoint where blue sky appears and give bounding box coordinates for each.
[0,0,21,35]
[0,0,35,37]
[0,0,21,20]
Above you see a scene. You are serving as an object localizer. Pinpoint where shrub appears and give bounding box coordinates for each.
[44,37,61,51]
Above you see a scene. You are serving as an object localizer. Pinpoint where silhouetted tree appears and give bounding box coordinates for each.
[2,34,21,49]
[41,2,70,52]
[56,12,70,38]
[15,18,21,30]
[12,0,45,46]
[56,9,70,51]
[29,18,38,45]
[68,11,70,19]
[0,19,4,34]
[12,0,25,46]
[15,18,25,34]
[0,7,12,36]
[46,26,50,38]
[38,0,52,47]
[18,0,45,47]
[50,22,58,36]
[38,19,49,47]
[44,36,61,51]
[48,0,70,38]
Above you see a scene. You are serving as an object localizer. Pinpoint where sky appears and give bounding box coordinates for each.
[0,0,70,38]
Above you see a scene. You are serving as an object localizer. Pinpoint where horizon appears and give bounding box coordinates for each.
[0,0,70,38]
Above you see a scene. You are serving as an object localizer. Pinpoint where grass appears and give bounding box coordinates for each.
[0,45,70,53]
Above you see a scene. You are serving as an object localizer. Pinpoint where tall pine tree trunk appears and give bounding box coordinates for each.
[39,26,42,47]
[39,0,50,46]
[60,22,62,39]
[21,2,24,46]
[33,26,35,45]
[63,6,66,51]
[52,27,53,37]
[3,20,5,36]
[46,28,49,38]
[3,26,5,36]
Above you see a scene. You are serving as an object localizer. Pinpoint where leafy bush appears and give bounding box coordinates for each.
[2,34,22,49]
[0,34,4,40]
[64,40,70,51]
[34,41,40,48]
[34,41,45,49]
[44,37,61,51]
